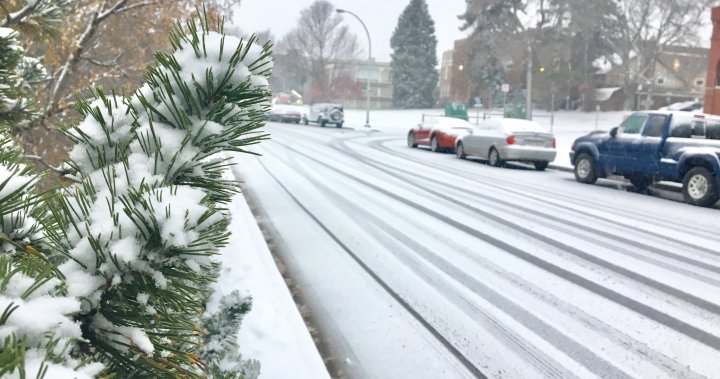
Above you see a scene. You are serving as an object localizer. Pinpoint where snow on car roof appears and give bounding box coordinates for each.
[434,116,473,128]
[496,118,548,132]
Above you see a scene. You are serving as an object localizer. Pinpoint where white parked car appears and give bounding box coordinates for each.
[302,103,344,128]
[455,118,557,171]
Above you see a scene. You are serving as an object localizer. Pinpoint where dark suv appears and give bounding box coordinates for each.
[570,111,720,207]
[303,103,344,128]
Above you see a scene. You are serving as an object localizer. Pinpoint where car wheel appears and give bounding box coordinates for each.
[574,153,598,184]
[488,147,503,167]
[456,142,466,159]
[336,122,343,128]
[431,136,440,153]
[295,120,300,124]
[303,117,309,125]
[407,132,417,148]
[682,167,719,207]
[534,161,549,171]
[629,175,651,191]
[319,118,327,127]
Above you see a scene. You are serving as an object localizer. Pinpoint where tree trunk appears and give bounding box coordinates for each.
[622,50,636,111]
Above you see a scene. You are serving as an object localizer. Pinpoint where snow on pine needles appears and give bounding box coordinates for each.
[1,11,271,379]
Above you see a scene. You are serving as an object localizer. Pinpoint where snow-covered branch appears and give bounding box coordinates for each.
[0,0,44,27]
[23,154,77,179]
[43,0,166,122]
[81,52,122,67]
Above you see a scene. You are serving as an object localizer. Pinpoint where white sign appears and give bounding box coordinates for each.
[501,83,510,93]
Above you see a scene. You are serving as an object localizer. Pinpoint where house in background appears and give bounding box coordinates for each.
[446,34,709,112]
[335,60,394,109]
[595,46,708,110]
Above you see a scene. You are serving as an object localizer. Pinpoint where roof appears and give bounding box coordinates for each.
[596,87,623,101]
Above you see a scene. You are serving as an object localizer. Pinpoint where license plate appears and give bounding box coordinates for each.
[526,141,545,147]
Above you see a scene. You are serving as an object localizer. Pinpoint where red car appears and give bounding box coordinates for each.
[407,116,473,153]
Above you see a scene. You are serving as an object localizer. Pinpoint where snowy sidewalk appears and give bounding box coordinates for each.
[206,166,331,379]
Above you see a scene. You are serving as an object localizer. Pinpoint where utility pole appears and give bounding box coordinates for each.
[526,43,533,120]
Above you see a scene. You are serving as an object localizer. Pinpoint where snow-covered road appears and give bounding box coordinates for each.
[235,122,720,379]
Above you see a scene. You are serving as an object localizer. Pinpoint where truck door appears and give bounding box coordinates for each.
[605,113,647,173]
[636,114,667,174]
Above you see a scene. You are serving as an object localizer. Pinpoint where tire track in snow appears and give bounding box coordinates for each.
[334,139,720,281]
[258,135,710,377]
[326,138,720,316]
[368,138,720,252]
[266,138,720,351]
[273,152,632,379]
[309,130,717,242]
[272,129,720,287]
[253,157,488,379]
[271,127,720,250]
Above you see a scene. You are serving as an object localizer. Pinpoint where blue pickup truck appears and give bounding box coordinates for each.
[570,111,720,207]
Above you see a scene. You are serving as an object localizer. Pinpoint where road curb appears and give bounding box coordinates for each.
[549,164,681,193]
[549,164,573,173]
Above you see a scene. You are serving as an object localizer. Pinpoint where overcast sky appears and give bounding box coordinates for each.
[232,0,470,63]
[232,1,714,62]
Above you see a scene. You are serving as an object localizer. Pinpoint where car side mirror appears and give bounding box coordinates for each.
[610,127,619,138]
[468,128,474,135]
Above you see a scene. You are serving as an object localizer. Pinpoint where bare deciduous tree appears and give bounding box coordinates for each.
[612,0,714,109]
[1,0,239,166]
[279,0,360,102]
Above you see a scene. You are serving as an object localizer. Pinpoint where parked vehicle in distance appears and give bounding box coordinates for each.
[303,103,344,128]
[268,104,303,123]
[659,101,703,112]
[407,116,473,153]
[455,118,557,171]
[570,111,720,207]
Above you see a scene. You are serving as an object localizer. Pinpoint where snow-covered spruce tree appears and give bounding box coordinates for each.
[390,0,438,108]
[52,14,272,377]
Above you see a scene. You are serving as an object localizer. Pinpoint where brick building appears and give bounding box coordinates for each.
[704,7,720,115]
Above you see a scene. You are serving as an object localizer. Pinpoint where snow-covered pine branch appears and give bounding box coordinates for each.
[52,12,272,377]
[1,8,272,378]
[0,135,104,378]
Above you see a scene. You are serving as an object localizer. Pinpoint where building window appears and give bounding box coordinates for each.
[656,77,665,85]
[673,58,680,71]
[695,79,705,87]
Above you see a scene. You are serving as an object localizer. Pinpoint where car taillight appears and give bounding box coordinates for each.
[506,135,515,145]
[552,138,556,148]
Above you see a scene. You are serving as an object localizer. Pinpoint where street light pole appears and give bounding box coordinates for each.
[526,43,533,121]
[337,8,371,128]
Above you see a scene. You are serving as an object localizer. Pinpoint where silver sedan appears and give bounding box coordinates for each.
[455,118,557,171]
